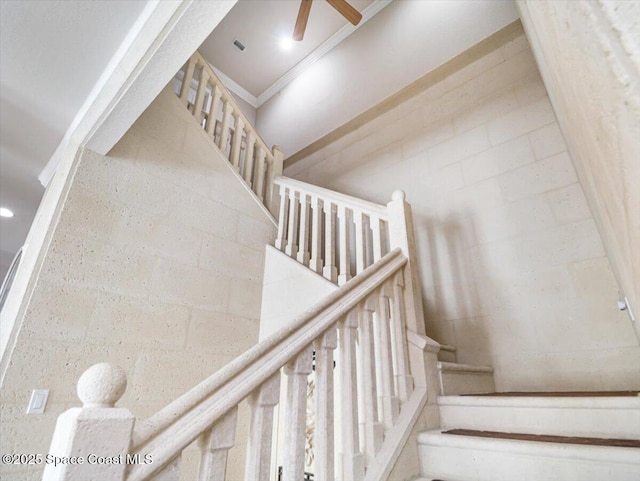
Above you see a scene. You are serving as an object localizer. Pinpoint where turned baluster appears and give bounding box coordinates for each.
[230,114,245,171]
[197,407,237,481]
[244,375,281,481]
[323,202,338,283]
[282,347,313,481]
[356,298,383,464]
[314,329,337,481]
[253,146,267,200]
[275,186,289,251]
[338,313,365,481]
[218,99,233,154]
[193,69,210,123]
[309,196,324,274]
[373,286,399,430]
[297,193,311,266]
[243,133,256,186]
[390,271,413,402]
[285,190,300,258]
[265,145,284,214]
[337,205,352,286]
[179,56,197,107]
[206,85,222,139]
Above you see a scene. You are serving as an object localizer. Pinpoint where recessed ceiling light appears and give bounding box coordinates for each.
[279,36,293,51]
[0,207,14,218]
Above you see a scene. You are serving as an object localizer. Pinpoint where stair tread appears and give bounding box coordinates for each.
[458,390,639,397]
[442,428,640,448]
[437,361,493,373]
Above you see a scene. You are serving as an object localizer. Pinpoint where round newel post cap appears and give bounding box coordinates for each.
[77,363,127,408]
[392,190,406,201]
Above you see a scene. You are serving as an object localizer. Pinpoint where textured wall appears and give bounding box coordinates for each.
[285,24,640,391]
[517,0,640,338]
[0,87,276,479]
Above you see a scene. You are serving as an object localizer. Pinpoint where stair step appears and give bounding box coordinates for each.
[418,429,640,481]
[437,343,457,363]
[442,429,640,448]
[437,361,495,395]
[438,393,640,439]
[459,390,639,397]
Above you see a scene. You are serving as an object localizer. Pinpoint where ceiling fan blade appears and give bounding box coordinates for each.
[293,0,313,41]
[326,0,362,26]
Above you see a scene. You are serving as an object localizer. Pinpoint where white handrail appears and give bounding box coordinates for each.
[274,176,388,219]
[127,249,407,480]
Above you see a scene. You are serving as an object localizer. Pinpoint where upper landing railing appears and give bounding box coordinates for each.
[173,50,283,215]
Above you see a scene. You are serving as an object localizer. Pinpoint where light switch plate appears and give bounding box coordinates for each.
[27,389,49,414]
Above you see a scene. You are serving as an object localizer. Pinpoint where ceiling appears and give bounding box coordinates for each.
[200,0,374,97]
[0,0,150,270]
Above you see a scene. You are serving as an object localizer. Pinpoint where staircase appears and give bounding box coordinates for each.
[41,50,640,481]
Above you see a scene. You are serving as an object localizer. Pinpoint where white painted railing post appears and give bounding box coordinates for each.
[179,56,197,106]
[230,114,244,171]
[197,407,237,481]
[337,205,352,286]
[323,203,338,283]
[42,363,134,481]
[297,193,311,266]
[285,190,300,258]
[245,375,281,481]
[313,329,337,481]
[282,348,313,481]
[387,190,426,336]
[309,196,324,274]
[265,145,284,217]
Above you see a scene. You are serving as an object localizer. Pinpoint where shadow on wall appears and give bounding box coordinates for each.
[414,209,498,367]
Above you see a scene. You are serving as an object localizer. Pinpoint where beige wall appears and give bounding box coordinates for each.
[517,0,640,338]
[285,24,640,391]
[0,87,276,479]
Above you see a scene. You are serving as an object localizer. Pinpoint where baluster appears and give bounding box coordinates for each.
[285,190,300,258]
[265,145,284,215]
[373,286,399,430]
[297,193,311,265]
[314,329,337,481]
[206,85,222,139]
[218,99,233,154]
[243,133,256,186]
[356,298,383,464]
[282,347,313,481]
[309,196,324,274]
[179,56,197,106]
[230,114,244,171]
[193,69,210,122]
[198,408,237,481]
[354,210,368,274]
[275,187,289,251]
[323,202,338,283]
[151,456,181,481]
[245,375,281,481]
[370,216,384,263]
[338,313,365,481]
[390,271,413,402]
[337,205,352,286]
[253,146,267,200]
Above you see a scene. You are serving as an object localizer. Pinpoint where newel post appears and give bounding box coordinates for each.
[42,363,134,481]
[266,144,284,218]
[386,190,426,336]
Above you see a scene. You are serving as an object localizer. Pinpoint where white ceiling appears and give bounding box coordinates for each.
[200,0,374,96]
[0,0,150,267]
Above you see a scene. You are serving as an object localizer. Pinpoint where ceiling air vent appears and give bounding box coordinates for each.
[233,39,245,51]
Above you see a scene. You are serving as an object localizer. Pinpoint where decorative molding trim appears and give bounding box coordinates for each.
[284,20,525,168]
[257,0,393,107]
[211,65,259,108]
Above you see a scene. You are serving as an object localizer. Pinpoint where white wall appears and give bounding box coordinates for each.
[0,87,276,479]
[517,0,640,338]
[285,24,640,391]
[256,0,519,157]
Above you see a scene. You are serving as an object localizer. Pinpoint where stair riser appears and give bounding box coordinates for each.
[440,404,640,440]
[439,372,495,395]
[419,435,640,481]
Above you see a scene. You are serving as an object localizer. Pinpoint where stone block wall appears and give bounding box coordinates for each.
[285,23,640,391]
[0,87,276,479]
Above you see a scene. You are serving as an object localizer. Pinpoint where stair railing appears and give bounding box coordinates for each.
[43,248,440,481]
[174,51,283,214]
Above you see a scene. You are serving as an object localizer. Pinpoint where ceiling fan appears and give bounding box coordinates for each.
[293,0,363,41]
